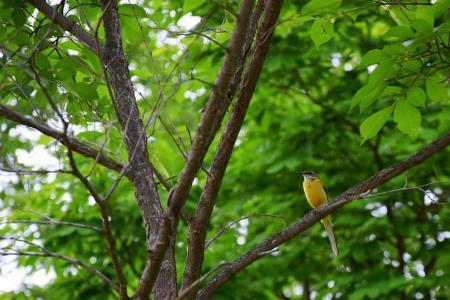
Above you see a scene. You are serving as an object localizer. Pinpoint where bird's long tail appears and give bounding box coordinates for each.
[322,216,339,256]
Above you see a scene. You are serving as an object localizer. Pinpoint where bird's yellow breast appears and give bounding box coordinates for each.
[303,178,328,208]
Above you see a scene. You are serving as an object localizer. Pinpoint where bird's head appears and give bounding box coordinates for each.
[300,170,319,182]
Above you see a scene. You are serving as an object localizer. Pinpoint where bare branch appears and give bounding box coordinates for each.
[0,219,102,231]
[0,236,118,292]
[197,132,450,299]
[65,132,129,299]
[363,181,449,199]
[205,213,290,249]
[134,1,258,298]
[0,166,70,174]
[27,0,105,55]
[176,262,228,300]
[181,0,282,296]
[0,104,124,173]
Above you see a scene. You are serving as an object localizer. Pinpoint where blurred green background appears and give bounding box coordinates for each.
[0,0,449,299]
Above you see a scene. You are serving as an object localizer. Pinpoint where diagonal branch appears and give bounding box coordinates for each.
[0,219,102,231]
[0,104,170,191]
[197,131,450,299]
[0,166,71,174]
[181,0,283,297]
[66,143,129,299]
[27,0,105,55]
[0,104,123,172]
[0,236,119,293]
[133,1,257,298]
[28,59,129,299]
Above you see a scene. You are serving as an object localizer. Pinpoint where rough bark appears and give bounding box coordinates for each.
[180,1,282,298]
[100,1,176,298]
[134,1,257,298]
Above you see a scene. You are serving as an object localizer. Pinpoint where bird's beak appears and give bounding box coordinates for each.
[300,171,307,175]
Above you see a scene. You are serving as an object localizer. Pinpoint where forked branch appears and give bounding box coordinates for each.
[181,0,283,297]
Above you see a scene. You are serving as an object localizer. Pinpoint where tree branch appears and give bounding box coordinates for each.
[197,132,450,299]
[181,1,283,297]
[134,1,258,298]
[27,0,105,55]
[99,1,176,299]
[0,236,118,293]
[66,143,129,299]
[0,166,71,174]
[0,104,170,192]
[30,57,130,298]
[0,104,124,173]
[0,219,102,231]
[205,213,290,249]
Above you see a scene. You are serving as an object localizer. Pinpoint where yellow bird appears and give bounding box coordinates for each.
[300,170,339,256]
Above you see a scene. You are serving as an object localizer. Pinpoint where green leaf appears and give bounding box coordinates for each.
[359,49,390,68]
[359,82,387,113]
[415,6,434,28]
[367,59,394,87]
[380,85,402,98]
[385,25,415,38]
[119,4,147,18]
[153,0,163,10]
[409,19,433,34]
[353,59,394,112]
[389,6,413,25]
[56,56,84,70]
[360,106,393,142]
[67,82,99,100]
[431,0,450,17]
[407,87,426,107]
[15,30,32,45]
[14,68,31,85]
[394,100,421,137]
[426,75,448,102]
[12,9,26,27]
[149,151,170,178]
[183,0,205,13]
[403,59,422,73]
[436,21,450,45]
[310,19,335,49]
[37,135,53,145]
[382,44,407,56]
[34,53,51,70]
[302,0,342,15]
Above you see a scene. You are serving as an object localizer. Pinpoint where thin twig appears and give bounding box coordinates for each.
[0,219,101,231]
[0,250,119,292]
[363,181,449,202]
[0,167,71,175]
[176,262,229,300]
[205,213,291,249]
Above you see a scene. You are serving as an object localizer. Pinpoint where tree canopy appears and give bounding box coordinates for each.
[0,0,449,299]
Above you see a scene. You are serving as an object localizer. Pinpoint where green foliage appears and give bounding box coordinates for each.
[360,106,394,142]
[345,0,450,142]
[0,0,449,299]
[310,19,335,49]
[394,100,421,137]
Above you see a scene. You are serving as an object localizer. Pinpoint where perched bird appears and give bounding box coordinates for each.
[300,170,339,256]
